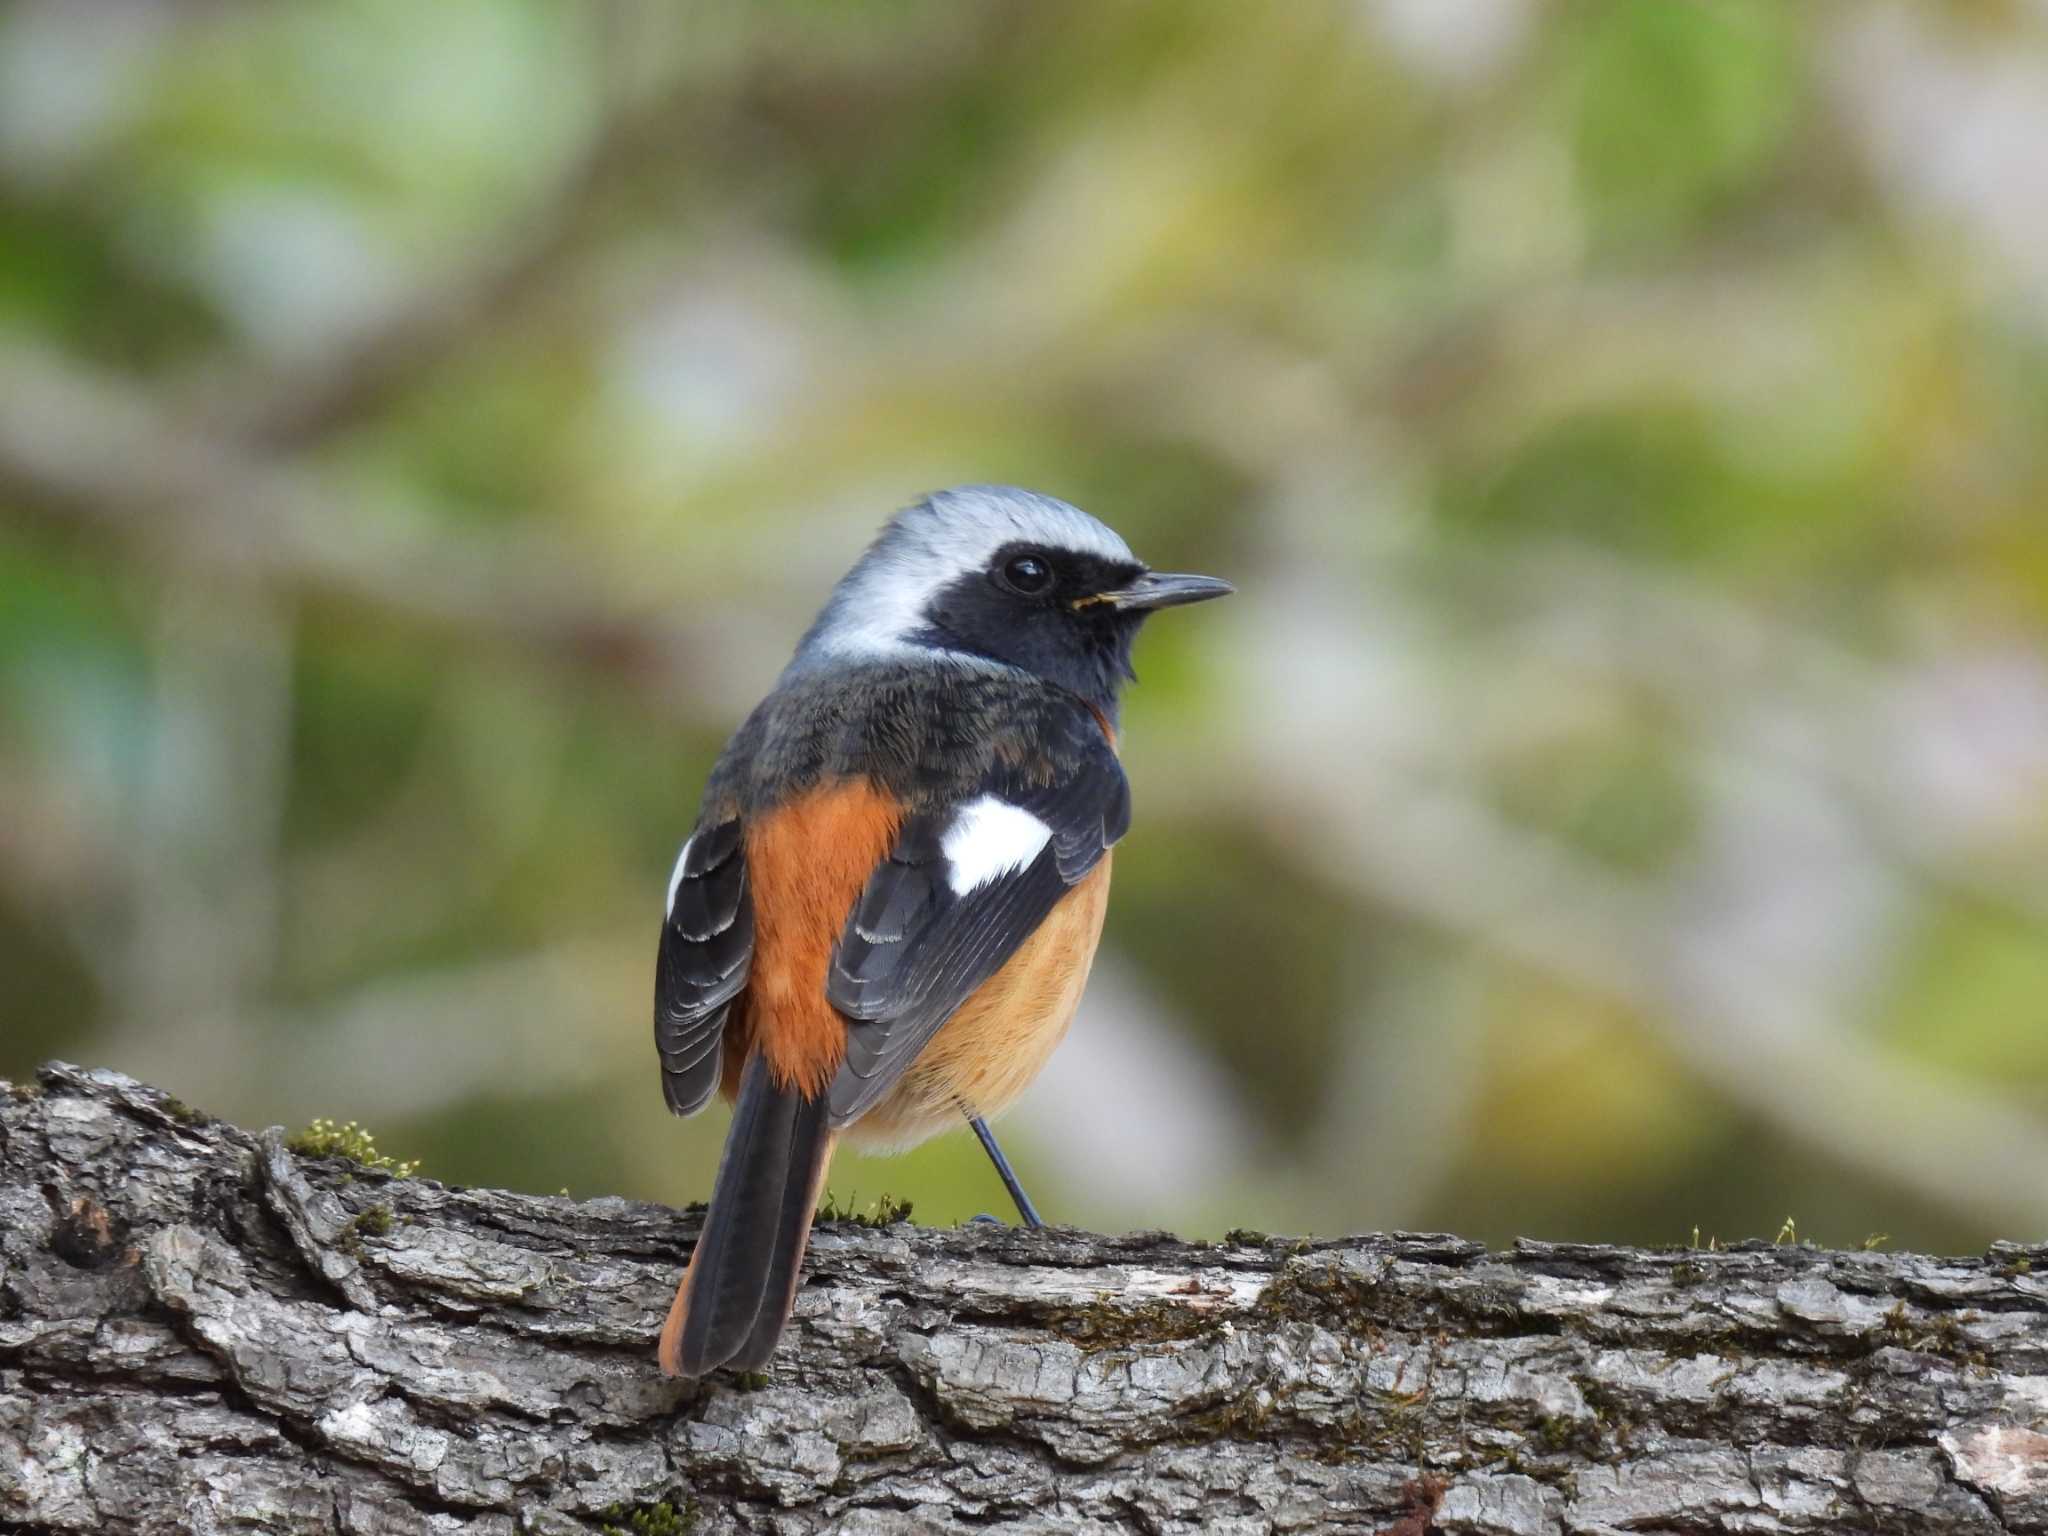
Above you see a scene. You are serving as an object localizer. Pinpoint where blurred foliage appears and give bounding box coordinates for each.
[2,0,2047,1255]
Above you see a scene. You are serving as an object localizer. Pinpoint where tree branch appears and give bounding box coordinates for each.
[4,1063,2045,1534]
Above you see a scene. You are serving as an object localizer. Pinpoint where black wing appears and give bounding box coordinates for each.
[824,719,1129,1127]
[655,815,752,1115]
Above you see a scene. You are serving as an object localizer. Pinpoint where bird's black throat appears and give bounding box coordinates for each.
[910,553,1148,720]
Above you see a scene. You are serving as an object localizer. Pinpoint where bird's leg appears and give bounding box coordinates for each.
[966,1112,1044,1229]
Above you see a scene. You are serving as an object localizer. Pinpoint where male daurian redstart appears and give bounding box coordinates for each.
[653,485,1231,1378]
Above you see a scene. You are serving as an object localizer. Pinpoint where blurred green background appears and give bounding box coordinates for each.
[4,0,2046,1256]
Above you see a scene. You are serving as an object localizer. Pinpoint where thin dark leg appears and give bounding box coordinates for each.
[967,1114,1044,1229]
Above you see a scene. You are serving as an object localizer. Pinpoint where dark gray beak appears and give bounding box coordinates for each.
[1097,571,1235,613]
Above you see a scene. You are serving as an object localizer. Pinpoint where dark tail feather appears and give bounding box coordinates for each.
[658,1050,833,1379]
[728,1114,837,1373]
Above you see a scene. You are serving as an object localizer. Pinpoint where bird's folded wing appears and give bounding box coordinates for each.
[824,712,1130,1126]
[655,814,753,1115]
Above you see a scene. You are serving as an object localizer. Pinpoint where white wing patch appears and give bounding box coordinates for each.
[665,835,693,918]
[942,796,1052,894]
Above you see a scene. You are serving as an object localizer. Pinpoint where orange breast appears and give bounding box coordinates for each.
[727,780,903,1099]
[848,856,1112,1150]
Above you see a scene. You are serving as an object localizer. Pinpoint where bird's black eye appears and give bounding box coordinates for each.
[999,552,1056,596]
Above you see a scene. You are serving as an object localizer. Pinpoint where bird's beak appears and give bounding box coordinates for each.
[1088,571,1236,613]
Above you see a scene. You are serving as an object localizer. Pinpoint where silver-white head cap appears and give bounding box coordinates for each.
[790,485,1137,670]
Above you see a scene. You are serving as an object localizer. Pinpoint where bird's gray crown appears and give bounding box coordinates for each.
[792,485,1136,669]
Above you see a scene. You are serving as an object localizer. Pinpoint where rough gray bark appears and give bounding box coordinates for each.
[3,1064,2045,1535]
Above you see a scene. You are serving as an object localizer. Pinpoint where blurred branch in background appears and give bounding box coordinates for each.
[0,345,726,706]
[213,13,713,450]
[2,0,2046,1255]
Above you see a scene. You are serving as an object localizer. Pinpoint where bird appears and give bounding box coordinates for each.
[653,484,1231,1379]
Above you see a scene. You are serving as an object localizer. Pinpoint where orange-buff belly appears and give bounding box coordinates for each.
[849,857,1111,1150]
[725,781,1111,1145]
